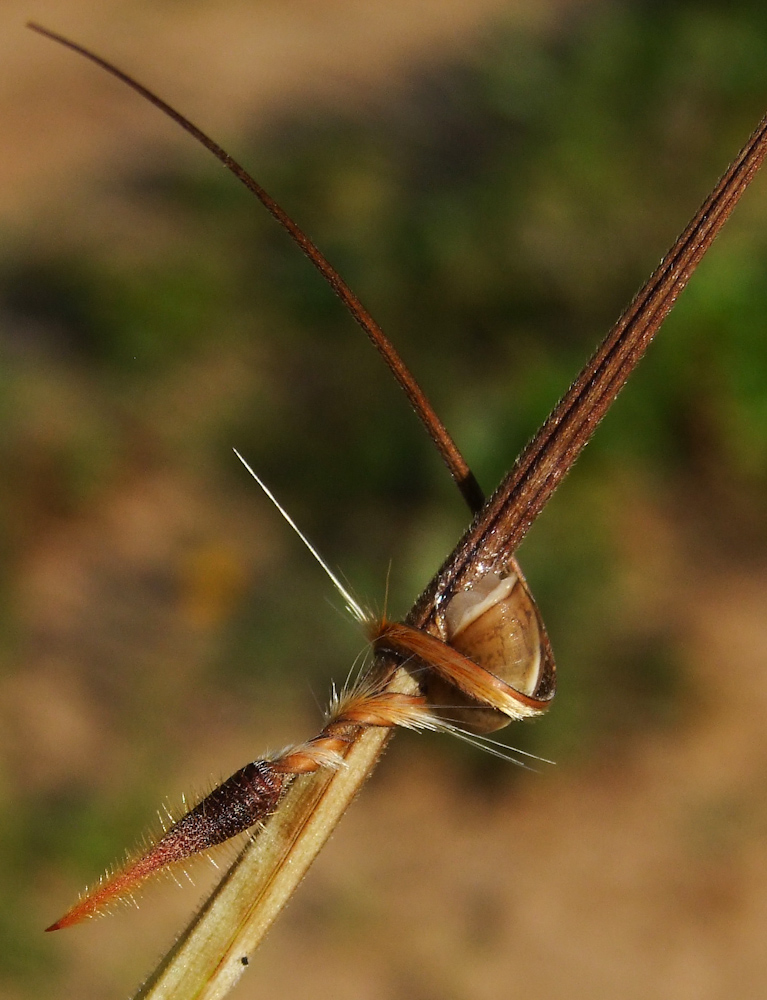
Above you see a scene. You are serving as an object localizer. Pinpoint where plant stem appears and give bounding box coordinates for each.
[140,103,767,997]
[134,662,415,1000]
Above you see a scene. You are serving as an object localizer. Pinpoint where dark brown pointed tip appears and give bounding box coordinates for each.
[44,910,80,932]
[44,902,97,932]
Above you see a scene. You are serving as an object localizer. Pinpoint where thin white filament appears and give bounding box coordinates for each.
[233,448,368,625]
[440,724,556,769]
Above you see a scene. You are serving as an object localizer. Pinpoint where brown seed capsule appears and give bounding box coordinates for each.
[45,761,286,931]
[423,556,556,733]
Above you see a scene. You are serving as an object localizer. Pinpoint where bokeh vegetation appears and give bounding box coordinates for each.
[3,2,767,995]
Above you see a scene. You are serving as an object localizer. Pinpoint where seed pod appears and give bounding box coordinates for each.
[423,556,556,733]
[46,761,286,931]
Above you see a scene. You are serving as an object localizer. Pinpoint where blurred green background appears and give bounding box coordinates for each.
[2,1,767,997]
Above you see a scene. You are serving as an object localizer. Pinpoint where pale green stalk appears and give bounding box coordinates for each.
[134,664,416,1000]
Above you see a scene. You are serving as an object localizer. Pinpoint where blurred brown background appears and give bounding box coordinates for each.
[2,1,767,998]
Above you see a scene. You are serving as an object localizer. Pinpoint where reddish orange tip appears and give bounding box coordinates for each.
[45,905,88,931]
